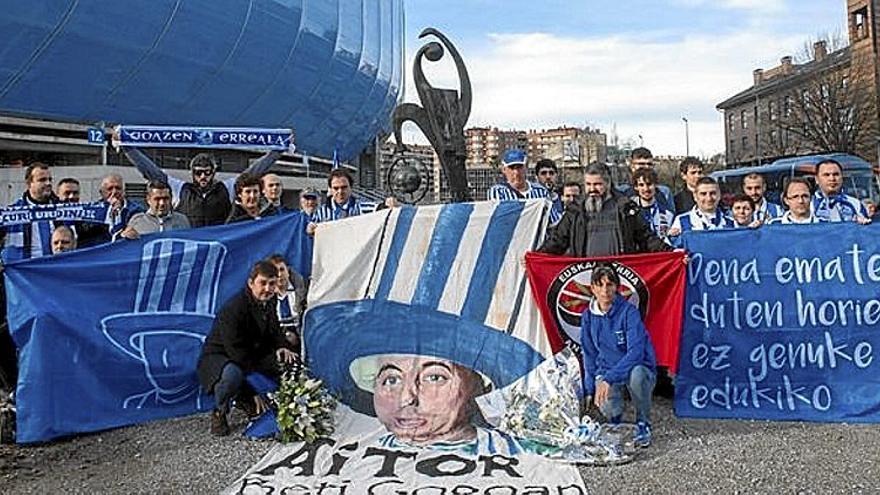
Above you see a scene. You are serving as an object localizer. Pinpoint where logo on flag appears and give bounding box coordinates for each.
[547,260,649,346]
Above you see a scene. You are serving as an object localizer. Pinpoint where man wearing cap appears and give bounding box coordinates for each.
[197,261,298,436]
[811,158,870,224]
[487,149,561,224]
[119,181,191,239]
[117,136,281,227]
[299,188,320,221]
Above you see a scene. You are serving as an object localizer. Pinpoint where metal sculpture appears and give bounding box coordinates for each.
[392,28,472,203]
[386,154,431,204]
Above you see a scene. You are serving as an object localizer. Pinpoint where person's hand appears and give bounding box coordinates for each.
[674,248,690,265]
[855,215,872,225]
[594,380,610,408]
[253,395,270,416]
[667,226,681,237]
[306,222,317,236]
[276,347,297,364]
[384,196,399,208]
[119,226,140,240]
[748,219,763,229]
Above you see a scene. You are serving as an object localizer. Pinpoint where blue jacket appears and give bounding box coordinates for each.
[580,294,657,395]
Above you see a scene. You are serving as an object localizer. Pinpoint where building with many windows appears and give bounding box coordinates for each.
[717,0,880,168]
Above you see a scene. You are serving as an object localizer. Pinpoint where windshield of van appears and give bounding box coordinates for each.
[844,170,879,203]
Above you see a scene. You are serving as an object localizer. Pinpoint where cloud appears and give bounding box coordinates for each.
[672,0,786,13]
[404,28,806,157]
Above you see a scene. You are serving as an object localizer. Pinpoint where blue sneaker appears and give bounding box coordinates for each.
[634,421,652,448]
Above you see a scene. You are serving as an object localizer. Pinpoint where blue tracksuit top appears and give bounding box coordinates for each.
[580,294,657,396]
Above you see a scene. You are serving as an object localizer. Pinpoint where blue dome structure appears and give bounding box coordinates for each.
[0,0,404,160]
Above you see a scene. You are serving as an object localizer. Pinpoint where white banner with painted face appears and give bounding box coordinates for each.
[226,201,587,493]
[226,405,586,494]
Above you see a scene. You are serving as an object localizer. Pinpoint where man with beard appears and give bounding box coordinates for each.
[742,173,783,222]
[117,135,281,227]
[539,163,670,256]
[1,162,61,262]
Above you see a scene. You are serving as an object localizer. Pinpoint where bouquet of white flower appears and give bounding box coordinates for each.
[275,369,337,444]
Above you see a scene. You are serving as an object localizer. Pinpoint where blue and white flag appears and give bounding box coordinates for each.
[5,212,312,443]
[229,201,587,493]
[115,125,295,152]
[0,202,110,227]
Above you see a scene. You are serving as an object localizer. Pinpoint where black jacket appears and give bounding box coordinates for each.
[197,289,292,390]
[224,203,277,224]
[540,194,671,257]
[176,181,233,227]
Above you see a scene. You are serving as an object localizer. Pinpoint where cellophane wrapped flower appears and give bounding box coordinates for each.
[479,348,635,465]
[275,369,337,444]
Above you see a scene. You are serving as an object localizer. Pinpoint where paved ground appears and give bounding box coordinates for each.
[2,398,878,494]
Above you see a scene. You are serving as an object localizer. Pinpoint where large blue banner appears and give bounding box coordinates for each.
[5,212,312,443]
[675,223,880,423]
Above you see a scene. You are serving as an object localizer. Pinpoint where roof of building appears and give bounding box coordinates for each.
[717,47,851,110]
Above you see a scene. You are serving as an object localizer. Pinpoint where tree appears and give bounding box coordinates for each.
[766,34,878,159]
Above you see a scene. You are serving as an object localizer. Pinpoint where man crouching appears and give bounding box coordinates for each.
[197,260,298,436]
[581,264,657,448]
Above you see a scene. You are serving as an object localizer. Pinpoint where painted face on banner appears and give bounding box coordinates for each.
[373,356,480,445]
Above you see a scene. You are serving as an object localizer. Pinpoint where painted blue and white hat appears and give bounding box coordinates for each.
[304,201,552,415]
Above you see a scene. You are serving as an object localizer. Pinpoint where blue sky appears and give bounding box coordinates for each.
[402,0,847,157]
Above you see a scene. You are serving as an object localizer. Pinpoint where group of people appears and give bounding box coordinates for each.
[0,142,875,450]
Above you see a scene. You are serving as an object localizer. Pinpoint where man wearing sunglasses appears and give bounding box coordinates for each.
[117,135,281,227]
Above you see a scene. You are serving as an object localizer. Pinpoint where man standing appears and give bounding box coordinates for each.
[78,173,145,247]
[56,178,81,203]
[770,178,824,225]
[535,158,564,222]
[260,173,286,214]
[561,181,583,207]
[581,264,656,448]
[50,225,77,254]
[630,168,675,241]
[226,173,276,224]
[1,163,60,262]
[309,169,395,233]
[118,138,281,227]
[539,164,670,256]
[197,261,298,436]
[673,157,705,213]
[811,159,870,224]
[668,177,735,245]
[617,147,675,213]
[488,149,561,223]
[299,188,319,221]
[119,181,191,239]
[742,173,783,222]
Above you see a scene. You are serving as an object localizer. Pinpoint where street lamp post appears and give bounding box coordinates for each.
[682,117,690,157]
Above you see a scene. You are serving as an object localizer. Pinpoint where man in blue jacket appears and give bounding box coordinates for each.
[580,263,657,447]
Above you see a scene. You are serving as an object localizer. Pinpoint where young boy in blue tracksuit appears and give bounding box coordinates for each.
[580,263,657,447]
